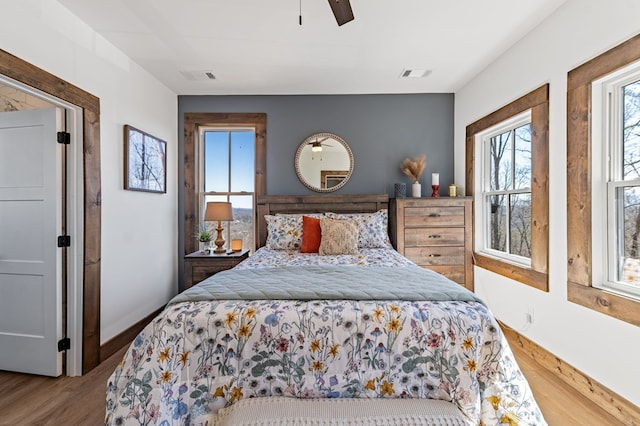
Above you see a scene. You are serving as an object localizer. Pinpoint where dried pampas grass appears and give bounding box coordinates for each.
[400,154,426,182]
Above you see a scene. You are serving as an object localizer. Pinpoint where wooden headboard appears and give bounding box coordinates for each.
[256,194,389,248]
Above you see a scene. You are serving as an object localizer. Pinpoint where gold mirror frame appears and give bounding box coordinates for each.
[294,132,354,192]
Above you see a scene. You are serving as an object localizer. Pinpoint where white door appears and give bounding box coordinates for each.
[0,108,63,376]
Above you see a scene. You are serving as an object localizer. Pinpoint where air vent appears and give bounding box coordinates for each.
[399,69,432,78]
[179,70,217,81]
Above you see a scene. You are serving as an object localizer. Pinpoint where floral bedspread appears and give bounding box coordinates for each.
[105,255,545,426]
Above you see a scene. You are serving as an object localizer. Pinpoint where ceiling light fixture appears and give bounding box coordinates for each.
[311,142,323,152]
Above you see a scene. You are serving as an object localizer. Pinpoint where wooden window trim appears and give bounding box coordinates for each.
[465,84,549,291]
[567,34,640,327]
[184,113,266,254]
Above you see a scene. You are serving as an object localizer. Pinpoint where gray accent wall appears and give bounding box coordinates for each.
[178,94,454,195]
[177,94,454,287]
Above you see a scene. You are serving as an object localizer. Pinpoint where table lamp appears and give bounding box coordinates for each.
[205,202,234,254]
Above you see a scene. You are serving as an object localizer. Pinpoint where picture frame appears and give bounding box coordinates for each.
[124,125,167,193]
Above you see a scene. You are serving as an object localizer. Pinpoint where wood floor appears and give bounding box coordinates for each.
[0,334,623,425]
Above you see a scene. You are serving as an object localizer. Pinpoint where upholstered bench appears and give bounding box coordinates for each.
[213,397,468,425]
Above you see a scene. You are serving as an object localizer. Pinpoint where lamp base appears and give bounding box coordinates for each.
[431,185,440,197]
[214,221,226,254]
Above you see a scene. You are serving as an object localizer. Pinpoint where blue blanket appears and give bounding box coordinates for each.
[169,265,482,305]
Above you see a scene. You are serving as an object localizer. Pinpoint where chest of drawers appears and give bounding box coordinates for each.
[390,197,473,291]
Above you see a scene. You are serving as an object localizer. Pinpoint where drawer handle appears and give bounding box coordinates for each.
[428,253,442,257]
[428,213,441,217]
[428,234,442,239]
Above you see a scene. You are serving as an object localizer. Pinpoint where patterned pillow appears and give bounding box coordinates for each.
[325,209,392,248]
[265,213,323,250]
[318,218,359,255]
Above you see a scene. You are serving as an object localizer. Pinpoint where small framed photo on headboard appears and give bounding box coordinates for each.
[124,125,167,193]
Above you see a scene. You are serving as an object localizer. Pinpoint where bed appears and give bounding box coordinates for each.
[105,194,546,425]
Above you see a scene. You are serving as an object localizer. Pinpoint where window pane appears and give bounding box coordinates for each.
[488,194,507,252]
[621,187,640,283]
[204,131,229,192]
[489,131,512,191]
[230,131,255,192]
[623,80,640,180]
[229,194,254,252]
[513,124,532,190]
[509,193,532,257]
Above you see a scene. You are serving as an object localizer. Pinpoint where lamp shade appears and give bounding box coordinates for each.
[205,202,234,222]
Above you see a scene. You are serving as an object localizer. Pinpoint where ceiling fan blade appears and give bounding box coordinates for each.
[328,0,354,26]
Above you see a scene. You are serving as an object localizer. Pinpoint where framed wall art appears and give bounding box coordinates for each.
[124,125,167,193]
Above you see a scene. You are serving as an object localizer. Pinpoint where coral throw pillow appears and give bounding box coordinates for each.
[300,215,322,253]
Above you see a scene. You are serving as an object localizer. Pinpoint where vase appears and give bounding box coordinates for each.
[412,181,421,197]
[394,183,406,198]
[200,241,212,254]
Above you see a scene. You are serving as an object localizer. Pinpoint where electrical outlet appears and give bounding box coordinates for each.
[525,308,534,325]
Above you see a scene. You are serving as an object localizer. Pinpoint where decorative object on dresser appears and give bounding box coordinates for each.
[448,183,457,197]
[431,172,440,197]
[394,182,406,198]
[389,197,473,291]
[183,249,249,289]
[400,154,426,198]
[205,201,234,253]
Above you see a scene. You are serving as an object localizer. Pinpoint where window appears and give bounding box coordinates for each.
[466,84,549,291]
[184,113,266,255]
[200,128,255,251]
[476,111,532,267]
[591,62,640,300]
[567,33,640,326]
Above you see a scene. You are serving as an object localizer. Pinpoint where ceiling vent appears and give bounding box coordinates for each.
[179,70,217,81]
[400,69,432,78]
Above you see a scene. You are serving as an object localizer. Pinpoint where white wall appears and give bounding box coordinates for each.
[455,0,640,406]
[1,0,178,343]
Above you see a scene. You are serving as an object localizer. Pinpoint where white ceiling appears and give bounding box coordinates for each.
[57,0,567,95]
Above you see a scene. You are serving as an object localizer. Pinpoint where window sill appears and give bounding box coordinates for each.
[474,252,548,292]
[568,281,640,327]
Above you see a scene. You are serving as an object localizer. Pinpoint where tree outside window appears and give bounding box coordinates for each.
[486,123,532,260]
[611,77,640,291]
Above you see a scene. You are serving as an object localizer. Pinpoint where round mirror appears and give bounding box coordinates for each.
[295,132,354,192]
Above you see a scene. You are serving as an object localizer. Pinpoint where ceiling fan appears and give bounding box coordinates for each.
[308,136,334,152]
[328,0,354,26]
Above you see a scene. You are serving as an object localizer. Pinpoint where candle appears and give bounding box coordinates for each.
[231,239,243,251]
[432,173,439,186]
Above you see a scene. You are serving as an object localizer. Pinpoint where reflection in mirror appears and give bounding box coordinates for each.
[295,133,354,192]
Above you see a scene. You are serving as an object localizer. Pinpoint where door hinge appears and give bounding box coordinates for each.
[57,235,71,247]
[58,338,71,352]
[57,131,70,145]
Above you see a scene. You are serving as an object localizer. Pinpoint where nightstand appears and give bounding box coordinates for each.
[184,249,249,289]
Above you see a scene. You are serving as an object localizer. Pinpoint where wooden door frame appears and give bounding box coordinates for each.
[0,49,102,374]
